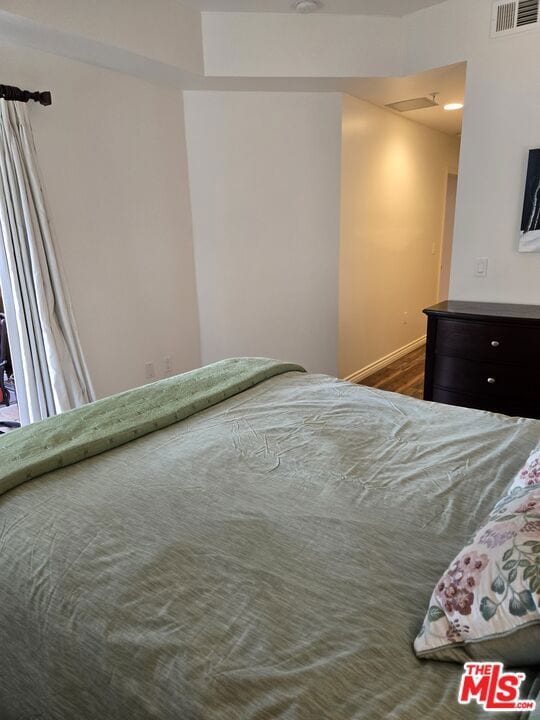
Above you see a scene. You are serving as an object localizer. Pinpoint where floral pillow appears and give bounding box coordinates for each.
[507,444,540,492]
[414,443,540,665]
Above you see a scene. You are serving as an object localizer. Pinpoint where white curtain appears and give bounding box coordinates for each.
[0,99,95,424]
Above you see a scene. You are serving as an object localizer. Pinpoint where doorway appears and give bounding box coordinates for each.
[438,172,458,302]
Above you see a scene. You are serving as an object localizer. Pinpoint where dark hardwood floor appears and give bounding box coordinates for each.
[359,345,426,399]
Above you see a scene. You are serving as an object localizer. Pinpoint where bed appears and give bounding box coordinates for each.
[0,358,539,719]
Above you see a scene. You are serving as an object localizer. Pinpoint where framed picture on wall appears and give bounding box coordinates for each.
[519,148,540,252]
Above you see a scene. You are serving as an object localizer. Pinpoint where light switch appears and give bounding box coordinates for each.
[475,257,488,277]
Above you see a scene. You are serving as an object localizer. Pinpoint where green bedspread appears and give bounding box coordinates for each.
[0,362,539,719]
[0,357,304,498]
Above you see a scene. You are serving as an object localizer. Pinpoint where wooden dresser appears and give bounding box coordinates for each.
[423,301,540,420]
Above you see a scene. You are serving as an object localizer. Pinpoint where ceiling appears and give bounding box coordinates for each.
[349,62,466,135]
[196,62,466,136]
[179,0,448,16]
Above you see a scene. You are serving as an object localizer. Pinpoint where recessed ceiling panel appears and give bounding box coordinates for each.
[179,0,449,17]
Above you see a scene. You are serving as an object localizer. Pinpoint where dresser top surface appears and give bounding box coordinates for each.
[423,300,540,322]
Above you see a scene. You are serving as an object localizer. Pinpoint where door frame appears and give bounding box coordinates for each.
[436,166,459,303]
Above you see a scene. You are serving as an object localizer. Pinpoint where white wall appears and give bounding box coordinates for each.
[3,0,538,398]
[0,42,201,398]
[340,94,460,379]
[404,0,540,304]
[202,12,402,78]
[184,91,342,375]
[0,0,204,74]
[200,1,540,306]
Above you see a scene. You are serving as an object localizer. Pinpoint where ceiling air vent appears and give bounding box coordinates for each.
[385,96,438,113]
[517,0,539,24]
[491,0,539,36]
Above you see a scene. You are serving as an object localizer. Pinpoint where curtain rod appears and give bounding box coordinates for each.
[0,84,52,106]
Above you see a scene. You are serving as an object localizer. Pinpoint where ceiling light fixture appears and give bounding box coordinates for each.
[443,102,464,111]
[293,0,323,13]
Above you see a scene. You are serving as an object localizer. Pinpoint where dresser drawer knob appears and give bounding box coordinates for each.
[487,377,496,384]
[491,340,500,348]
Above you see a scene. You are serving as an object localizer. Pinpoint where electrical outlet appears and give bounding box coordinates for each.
[163,356,172,376]
[474,257,489,277]
[145,362,155,380]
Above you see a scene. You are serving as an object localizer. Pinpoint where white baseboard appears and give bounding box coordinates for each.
[344,335,426,384]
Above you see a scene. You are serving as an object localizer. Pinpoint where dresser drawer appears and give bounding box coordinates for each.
[435,318,540,365]
[432,355,540,400]
[432,387,540,420]
[424,301,540,418]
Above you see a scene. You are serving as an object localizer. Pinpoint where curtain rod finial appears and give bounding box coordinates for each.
[0,84,52,106]
[39,91,52,106]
